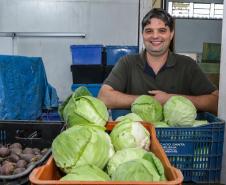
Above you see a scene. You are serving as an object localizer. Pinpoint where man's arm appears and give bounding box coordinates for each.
[98,84,138,109]
[149,90,219,115]
[185,90,218,115]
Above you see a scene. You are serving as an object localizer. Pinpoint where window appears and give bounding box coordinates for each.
[168,2,223,19]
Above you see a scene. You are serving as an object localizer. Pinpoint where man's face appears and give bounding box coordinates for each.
[142,18,174,57]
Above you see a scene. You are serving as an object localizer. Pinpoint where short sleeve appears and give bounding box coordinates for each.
[103,56,129,92]
[189,62,217,95]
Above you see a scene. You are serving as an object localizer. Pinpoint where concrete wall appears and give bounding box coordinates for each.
[174,19,222,54]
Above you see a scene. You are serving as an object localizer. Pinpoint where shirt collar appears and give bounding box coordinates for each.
[138,50,177,70]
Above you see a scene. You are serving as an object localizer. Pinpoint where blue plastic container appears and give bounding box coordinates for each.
[157,112,225,183]
[111,109,131,120]
[110,109,225,183]
[106,45,139,65]
[70,45,103,65]
[71,84,102,97]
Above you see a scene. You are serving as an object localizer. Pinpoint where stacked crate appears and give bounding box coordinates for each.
[200,42,221,88]
[202,42,221,63]
[104,45,139,79]
[70,45,139,96]
[70,45,104,96]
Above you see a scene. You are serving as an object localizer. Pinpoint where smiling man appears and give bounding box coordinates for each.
[98,8,218,114]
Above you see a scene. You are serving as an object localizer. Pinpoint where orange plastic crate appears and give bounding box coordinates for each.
[29,122,183,185]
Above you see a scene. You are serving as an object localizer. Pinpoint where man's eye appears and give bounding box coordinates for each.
[159,29,167,33]
[145,30,152,33]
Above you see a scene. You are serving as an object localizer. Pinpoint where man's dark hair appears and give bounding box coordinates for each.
[142,8,174,32]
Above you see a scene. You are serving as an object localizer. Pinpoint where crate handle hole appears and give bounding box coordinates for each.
[15,129,42,139]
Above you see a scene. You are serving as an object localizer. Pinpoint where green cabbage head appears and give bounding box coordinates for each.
[116,113,143,122]
[112,159,161,181]
[107,148,147,176]
[164,96,197,126]
[193,120,208,127]
[131,95,163,123]
[142,152,166,181]
[110,120,150,151]
[153,121,169,128]
[52,125,114,173]
[63,95,109,128]
[58,86,92,118]
[60,165,110,181]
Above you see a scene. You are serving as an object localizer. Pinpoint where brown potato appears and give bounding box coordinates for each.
[23,147,34,154]
[9,143,22,149]
[0,147,10,157]
[13,167,26,174]
[16,160,27,168]
[19,153,37,163]
[8,154,20,163]
[32,148,41,155]
[10,147,22,155]
[1,162,15,175]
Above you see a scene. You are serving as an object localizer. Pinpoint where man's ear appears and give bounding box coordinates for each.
[170,30,174,40]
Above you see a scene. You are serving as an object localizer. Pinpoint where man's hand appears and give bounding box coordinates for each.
[148,90,172,105]
[98,84,138,109]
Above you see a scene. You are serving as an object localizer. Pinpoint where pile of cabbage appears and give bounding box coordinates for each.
[52,87,167,182]
[130,95,207,127]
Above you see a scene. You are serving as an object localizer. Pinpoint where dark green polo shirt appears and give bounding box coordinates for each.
[104,51,217,96]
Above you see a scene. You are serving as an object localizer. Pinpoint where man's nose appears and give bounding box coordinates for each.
[152,31,159,38]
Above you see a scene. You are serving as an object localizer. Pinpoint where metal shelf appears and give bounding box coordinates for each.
[0,32,86,38]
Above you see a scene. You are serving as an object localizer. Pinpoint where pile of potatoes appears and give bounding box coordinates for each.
[0,143,48,176]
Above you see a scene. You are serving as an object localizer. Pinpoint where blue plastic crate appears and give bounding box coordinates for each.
[156,112,225,183]
[111,109,131,120]
[71,84,101,97]
[70,45,103,65]
[106,45,139,65]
